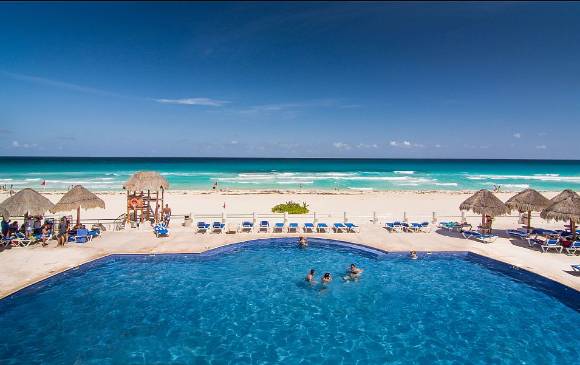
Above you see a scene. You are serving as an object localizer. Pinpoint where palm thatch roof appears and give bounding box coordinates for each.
[549,189,578,205]
[124,171,169,192]
[505,188,550,213]
[0,188,54,216]
[50,185,105,213]
[540,195,580,223]
[0,207,9,220]
[459,189,509,217]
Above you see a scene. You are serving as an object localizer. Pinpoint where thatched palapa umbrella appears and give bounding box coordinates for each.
[0,188,54,217]
[51,185,105,225]
[0,207,9,220]
[541,190,580,240]
[505,188,550,232]
[460,189,509,229]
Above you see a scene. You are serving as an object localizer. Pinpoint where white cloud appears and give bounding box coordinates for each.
[154,98,229,107]
[513,132,521,139]
[536,145,547,150]
[389,140,423,148]
[230,140,239,145]
[332,142,351,150]
[12,140,37,149]
[357,143,378,149]
[435,144,442,148]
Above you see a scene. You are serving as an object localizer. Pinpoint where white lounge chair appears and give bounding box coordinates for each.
[541,238,563,253]
[565,241,580,255]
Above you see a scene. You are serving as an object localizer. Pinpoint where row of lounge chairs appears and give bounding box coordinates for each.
[384,221,431,233]
[1,228,100,247]
[507,228,580,254]
[196,221,360,234]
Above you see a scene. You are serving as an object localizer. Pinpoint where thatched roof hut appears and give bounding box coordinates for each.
[460,189,509,217]
[505,188,550,231]
[124,171,169,192]
[0,207,9,220]
[0,188,54,216]
[505,189,550,213]
[549,189,578,205]
[541,194,580,240]
[51,185,105,213]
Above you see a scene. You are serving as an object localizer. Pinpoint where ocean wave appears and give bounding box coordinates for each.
[502,184,530,189]
[393,170,415,175]
[434,182,458,186]
[466,174,580,183]
[276,181,314,185]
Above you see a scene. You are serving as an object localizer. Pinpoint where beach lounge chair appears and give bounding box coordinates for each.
[259,221,270,233]
[154,223,169,238]
[240,221,253,233]
[288,223,299,233]
[212,221,225,234]
[70,228,92,244]
[1,235,14,247]
[407,223,423,233]
[88,229,100,239]
[12,233,32,247]
[462,230,497,243]
[273,223,284,233]
[303,223,315,233]
[196,221,210,233]
[507,229,529,240]
[345,222,359,233]
[333,223,347,233]
[316,223,329,233]
[572,264,580,271]
[419,222,431,233]
[565,241,580,255]
[385,222,403,233]
[541,238,563,253]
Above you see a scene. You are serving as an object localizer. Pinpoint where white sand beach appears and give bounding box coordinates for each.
[0,189,578,298]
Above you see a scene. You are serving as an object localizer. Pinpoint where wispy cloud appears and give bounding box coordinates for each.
[357,143,378,149]
[513,132,521,139]
[536,145,547,150]
[154,97,229,107]
[389,140,423,148]
[332,142,351,150]
[12,140,37,149]
[241,99,356,114]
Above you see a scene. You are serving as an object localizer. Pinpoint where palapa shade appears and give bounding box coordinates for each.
[548,189,578,205]
[124,171,169,192]
[541,194,580,240]
[0,207,9,220]
[0,188,54,216]
[505,188,550,231]
[460,189,509,228]
[51,185,105,225]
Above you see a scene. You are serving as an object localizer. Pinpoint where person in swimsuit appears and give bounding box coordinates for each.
[305,269,316,283]
[298,236,308,248]
[344,264,363,281]
[322,272,332,284]
[410,250,418,260]
[162,204,172,227]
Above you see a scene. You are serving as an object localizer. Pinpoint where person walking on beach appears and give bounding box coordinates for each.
[57,217,69,246]
[162,204,172,227]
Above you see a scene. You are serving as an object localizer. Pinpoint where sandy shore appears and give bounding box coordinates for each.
[0,190,578,298]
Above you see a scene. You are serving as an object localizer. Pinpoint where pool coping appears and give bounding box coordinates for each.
[2,238,578,312]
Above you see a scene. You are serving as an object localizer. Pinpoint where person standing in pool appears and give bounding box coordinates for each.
[305,269,316,283]
[410,251,418,260]
[344,264,363,281]
[298,236,308,248]
[321,272,332,284]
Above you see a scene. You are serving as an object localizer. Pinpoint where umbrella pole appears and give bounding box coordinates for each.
[527,209,531,232]
[571,219,576,241]
[76,206,81,226]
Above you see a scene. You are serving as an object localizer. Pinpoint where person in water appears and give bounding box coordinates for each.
[344,263,363,281]
[305,269,316,283]
[410,250,418,260]
[298,236,308,248]
[322,272,332,284]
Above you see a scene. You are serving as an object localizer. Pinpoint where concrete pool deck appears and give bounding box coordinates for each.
[1,223,579,298]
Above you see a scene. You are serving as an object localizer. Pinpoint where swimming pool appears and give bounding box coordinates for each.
[1,239,578,364]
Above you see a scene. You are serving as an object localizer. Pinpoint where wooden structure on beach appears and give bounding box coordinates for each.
[123,171,169,224]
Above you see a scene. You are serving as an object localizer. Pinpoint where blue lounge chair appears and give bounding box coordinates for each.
[196,221,210,233]
[316,223,329,233]
[288,223,299,233]
[541,238,563,253]
[212,221,225,234]
[345,222,359,233]
[154,224,169,238]
[88,229,100,239]
[566,241,580,255]
[273,223,284,233]
[385,222,403,233]
[303,223,315,233]
[333,223,347,233]
[407,223,424,233]
[71,228,92,243]
[259,221,270,233]
[419,222,431,233]
[13,232,32,247]
[572,264,580,271]
[507,229,529,240]
[462,230,497,243]
[240,221,253,233]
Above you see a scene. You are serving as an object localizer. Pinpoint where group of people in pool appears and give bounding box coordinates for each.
[304,263,364,285]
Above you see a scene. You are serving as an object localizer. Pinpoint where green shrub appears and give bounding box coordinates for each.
[271,201,309,214]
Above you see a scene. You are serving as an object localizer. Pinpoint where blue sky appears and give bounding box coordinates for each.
[0,2,579,158]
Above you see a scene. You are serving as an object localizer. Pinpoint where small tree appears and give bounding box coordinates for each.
[271,201,309,214]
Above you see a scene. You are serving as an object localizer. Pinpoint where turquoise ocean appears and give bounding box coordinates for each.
[0,157,579,192]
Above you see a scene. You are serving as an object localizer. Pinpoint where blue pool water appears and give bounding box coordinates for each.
[1,157,579,191]
[0,239,578,364]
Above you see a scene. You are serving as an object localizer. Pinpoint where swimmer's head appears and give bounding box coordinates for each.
[323,273,331,279]
[350,263,356,269]
[310,269,315,275]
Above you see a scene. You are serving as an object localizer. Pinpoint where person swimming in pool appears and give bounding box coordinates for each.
[305,269,316,283]
[410,250,418,260]
[344,263,363,281]
[298,236,308,248]
[321,272,332,284]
